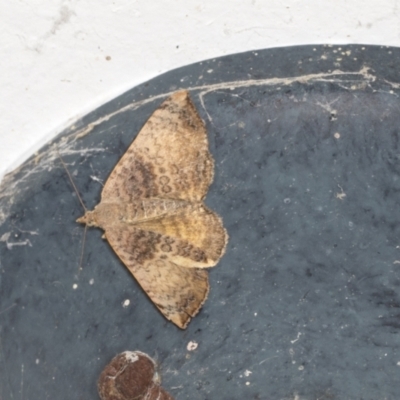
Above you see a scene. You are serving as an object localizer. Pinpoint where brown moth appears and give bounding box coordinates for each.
[77,91,228,329]
[98,351,174,400]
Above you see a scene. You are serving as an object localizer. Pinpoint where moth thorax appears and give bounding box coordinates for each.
[89,203,122,228]
[123,199,186,223]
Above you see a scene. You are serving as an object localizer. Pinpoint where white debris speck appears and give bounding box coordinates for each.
[298,365,304,371]
[35,359,40,365]
[0,233,10,242]
[207,69,213,73]
[0,232,33,250]
[244,370,252,377]
[90,175,103,185]
[336,192,346,200]
[283,198,291,204]
[336,184,346,200]
[246,381,250,386]
[122,299,130,308]
[123,351,139,363]
[334,132,341,139]
[187,341,198,351]
[72,283,78,290]
[89,278,94,285]
[290,332,302,344]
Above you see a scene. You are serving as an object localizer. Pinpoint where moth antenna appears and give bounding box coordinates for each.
[78,224,88,274]
[57,148,88,273]
[57,149,88,212]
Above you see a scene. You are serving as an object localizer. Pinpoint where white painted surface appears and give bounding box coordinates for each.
[1,0,400,179]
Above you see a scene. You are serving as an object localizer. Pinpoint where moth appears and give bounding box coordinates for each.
[98,351,174,400]
[76,91,228,329]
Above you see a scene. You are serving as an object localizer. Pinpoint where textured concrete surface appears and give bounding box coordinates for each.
[2,45,400,399]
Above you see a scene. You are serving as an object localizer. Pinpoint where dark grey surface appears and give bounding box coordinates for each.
[1,45,400,400]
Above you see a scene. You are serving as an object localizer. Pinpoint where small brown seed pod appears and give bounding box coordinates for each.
[97,351,175,400]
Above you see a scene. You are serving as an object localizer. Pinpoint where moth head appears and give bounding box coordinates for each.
[76,210,97,227]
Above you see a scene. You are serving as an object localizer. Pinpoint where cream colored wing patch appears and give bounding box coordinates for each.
[135,204,227,268]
